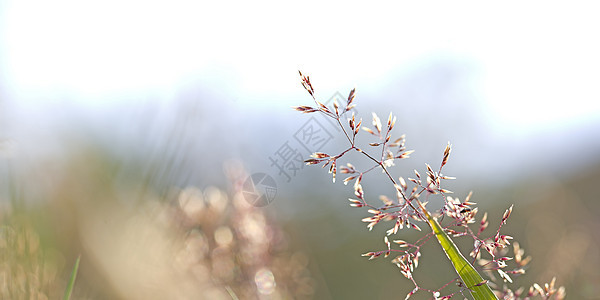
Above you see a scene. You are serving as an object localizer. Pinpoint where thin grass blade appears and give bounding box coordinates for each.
[424,210,497,299]
[63,255,81,300]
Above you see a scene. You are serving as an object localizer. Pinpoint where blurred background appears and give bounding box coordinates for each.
[1,1,599,299]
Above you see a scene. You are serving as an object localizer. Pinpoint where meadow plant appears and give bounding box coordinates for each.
[0,222,68,299]
[79,171,316,300]
[169,168,316,300]
[1,150,314,299]
[294,71,565,300]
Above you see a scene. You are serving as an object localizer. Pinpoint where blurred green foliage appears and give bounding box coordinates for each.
[1,136,598,299]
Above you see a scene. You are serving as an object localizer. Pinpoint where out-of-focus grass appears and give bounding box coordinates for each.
[0,142,316,299]
[0,221,63,299]
[1,134,598,299]
[516,166,600,299]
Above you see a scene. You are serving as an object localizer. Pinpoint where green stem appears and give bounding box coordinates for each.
[63,255,81,300]
[422,208,498,299]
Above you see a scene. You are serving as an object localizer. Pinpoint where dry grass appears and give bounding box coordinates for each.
[0,149,316,299]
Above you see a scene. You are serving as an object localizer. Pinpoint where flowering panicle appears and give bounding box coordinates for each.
[294,71,564,299]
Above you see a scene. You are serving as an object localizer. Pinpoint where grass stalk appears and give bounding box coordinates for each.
[63,255,81,300]
[423,208,498,299]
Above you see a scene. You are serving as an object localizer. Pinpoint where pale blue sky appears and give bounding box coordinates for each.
[2,1,599,129]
